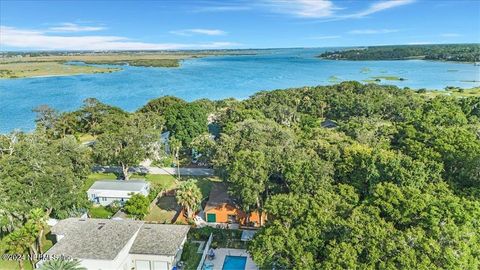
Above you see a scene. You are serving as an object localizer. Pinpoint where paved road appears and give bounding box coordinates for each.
[147,167,214,176]
[93,166,214,176]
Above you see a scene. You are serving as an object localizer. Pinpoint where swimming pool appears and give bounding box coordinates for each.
[222,255,247,270]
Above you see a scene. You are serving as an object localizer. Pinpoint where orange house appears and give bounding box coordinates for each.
[204,182,266,227]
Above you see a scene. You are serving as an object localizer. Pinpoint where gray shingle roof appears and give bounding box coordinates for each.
[47,218,190,260]
[46,218,143,260]
[129,224,190,256]
[88,180,149,192]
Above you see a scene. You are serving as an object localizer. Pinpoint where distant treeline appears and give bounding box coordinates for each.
[319,44,480,62]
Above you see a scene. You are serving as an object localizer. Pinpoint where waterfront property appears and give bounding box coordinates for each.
[41,218,189,270]
[204,183,266,228]
[87,180,150,206]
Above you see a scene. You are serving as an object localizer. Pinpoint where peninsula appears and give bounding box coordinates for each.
[319,44,480,62]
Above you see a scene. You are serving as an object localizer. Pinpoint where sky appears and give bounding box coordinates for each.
[0,0,479,51]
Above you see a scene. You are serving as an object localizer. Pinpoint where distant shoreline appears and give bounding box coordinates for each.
[0,51,256,79]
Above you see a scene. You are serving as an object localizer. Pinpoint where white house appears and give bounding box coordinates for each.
[40,218,190,270]
[87,180,150,206]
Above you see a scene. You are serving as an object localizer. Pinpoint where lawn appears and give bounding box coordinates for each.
[180,242,203,270]
[144,196,179,223]
[0,259,33,270]
[142,174,177,190]
[89,205,115,219]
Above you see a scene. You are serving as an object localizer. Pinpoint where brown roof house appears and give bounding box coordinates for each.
[204,182,266,228]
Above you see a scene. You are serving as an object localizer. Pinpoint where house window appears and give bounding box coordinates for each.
[102,197,107,201]
[206,213,216,222]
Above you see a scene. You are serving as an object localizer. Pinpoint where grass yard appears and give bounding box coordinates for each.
[142,174,177,190]
[0,259,33,270]
[180,242,203,270]
[144,196,179,223]
[88,205,115,219]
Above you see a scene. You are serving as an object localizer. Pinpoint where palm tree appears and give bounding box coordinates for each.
[176,180,202,219]
[39,259,86,270]
[4,225,36,270]
[28,208,48,253]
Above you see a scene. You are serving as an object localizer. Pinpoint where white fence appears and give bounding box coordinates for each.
[196,233,214,270]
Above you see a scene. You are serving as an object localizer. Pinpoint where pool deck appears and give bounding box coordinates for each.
[204,248,258,270]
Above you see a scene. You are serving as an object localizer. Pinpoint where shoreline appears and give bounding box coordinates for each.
[0,70,122,80]
[0,71,121,80]
[0,52,255,79]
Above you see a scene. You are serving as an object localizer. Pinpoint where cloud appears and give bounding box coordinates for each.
[0,26,239,50]
[170,28,227,36]
[265,0,337,18]
[348,0,415,18]
[440,33,462,37]
[48,23,106,32]
[308,35,341,39]
[348,29,399,34]
[265,0,415,20]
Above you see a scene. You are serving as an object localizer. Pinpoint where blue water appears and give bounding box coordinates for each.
[1,48,479,132]
[222,256,247,270]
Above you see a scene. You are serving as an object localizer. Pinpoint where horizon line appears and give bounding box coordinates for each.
[1,42,479,53]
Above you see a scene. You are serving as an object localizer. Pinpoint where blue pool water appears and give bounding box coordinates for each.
[222,256,247,270]
[1,48,479,132]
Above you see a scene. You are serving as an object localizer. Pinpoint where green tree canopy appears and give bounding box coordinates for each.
[93,113,164,179]
[0,134,92,223]
[124,193,150,219]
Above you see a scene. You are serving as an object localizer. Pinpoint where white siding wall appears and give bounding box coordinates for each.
[130,254,174,270]
[87,187,149,206]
